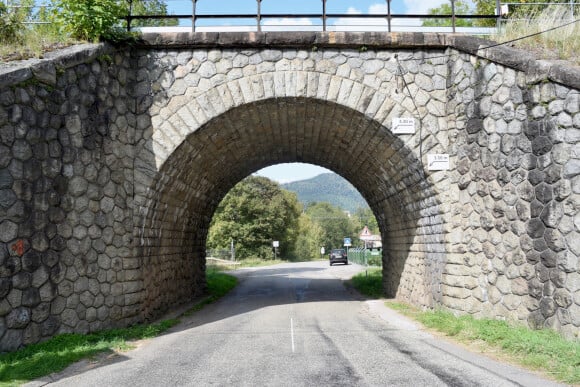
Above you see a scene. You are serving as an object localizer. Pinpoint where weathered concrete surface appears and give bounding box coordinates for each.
[0,32,578,351]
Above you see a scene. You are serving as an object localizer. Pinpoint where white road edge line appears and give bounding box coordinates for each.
[290,318,295,353]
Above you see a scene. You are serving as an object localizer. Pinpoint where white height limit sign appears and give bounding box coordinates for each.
[427,154,450,171]
[392,117,415,134]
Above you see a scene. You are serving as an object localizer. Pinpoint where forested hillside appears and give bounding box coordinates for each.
[282,173,368,213]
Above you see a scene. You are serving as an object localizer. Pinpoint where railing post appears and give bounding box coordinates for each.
[192,0,196,32]
[257,0,261,32]
[127,0,133,32]
[322,0,326,31]
[386,0,391,32]
[496,0,501,29]
[451,0,456,33]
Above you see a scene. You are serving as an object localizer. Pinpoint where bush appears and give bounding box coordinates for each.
[52,0,126,41]
[0,2,23,44]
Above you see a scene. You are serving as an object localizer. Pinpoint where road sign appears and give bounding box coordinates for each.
[272,241,279,247]
[343,237,352,247]
[392,117,415,134]
[427,154,450,170]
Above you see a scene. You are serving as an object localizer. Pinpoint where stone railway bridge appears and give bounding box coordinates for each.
[0,32,579,351]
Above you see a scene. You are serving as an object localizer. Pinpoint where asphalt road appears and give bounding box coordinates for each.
[30,261,564,387]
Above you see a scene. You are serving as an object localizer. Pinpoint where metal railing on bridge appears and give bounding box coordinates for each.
[2,0,501,34]
[6,1,577,35]
[124,0,501,34]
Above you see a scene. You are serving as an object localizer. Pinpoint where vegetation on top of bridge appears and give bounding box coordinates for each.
[2,1,579,65]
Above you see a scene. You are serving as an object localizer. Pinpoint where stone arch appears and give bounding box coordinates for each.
[134,69,449,318]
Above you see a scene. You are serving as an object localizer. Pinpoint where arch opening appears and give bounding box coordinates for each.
[136,97,445,320]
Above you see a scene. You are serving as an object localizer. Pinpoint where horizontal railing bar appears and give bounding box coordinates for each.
[126,13,498,20]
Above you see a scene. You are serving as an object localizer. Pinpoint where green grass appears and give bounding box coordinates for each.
[386,302,580,385]
[0,26,79,62]
[184,269,238,316]
[0,270,238,386]
[235,258,287,268]
[493,6,580,64]
[348,274,580,384]
[0,320,177,386]
[349,268,383,299]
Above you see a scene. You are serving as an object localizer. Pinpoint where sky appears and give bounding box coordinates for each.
[162,0,452,29]
[174,0,447,15]
[254,163,333,184]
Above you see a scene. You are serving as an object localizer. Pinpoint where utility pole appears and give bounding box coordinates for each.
[257,0,262,32]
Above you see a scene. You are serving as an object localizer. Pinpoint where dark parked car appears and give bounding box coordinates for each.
[329,248,348,266]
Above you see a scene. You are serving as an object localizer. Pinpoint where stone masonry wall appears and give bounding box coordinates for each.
[130,42,451,321]
[445,48,579,336]
[0,44,137,351]
[0,33,578,351]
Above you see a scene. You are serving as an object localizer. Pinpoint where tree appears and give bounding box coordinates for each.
[0,0,35,43]
[207,176,301,260]
[473,0,497,27]
[292,214,326,261]
[128,0,178,27]
[422,0,473,27]
[52,0,126,40]
[304,202,355,252]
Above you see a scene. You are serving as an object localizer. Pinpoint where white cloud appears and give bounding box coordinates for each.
[330,2,423,31]
[368,4,388,14]
[262,17,319,31]
[263,18,314,26]
[403,0,448,15]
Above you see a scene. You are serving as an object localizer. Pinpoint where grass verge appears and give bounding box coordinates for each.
[348,272,580,384]
[349,268,383,299]
[183,269,238,316]
[233,258,288,268]
[0,270,238,386]
[386,301,580,385]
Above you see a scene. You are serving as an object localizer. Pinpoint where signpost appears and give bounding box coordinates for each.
[272,241,279,259]
[343,237,351,258]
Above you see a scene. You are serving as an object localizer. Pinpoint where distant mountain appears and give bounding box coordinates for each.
[282,173,369,213]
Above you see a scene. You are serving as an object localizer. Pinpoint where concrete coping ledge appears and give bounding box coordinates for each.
[0,32,578,90]
[0,43,111,89]
[137,31,580,90]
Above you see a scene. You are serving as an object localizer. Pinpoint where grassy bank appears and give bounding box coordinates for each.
[0,270,237,386]
[349,268,383,298]
[348,270,580,384]
[387,302,580,385]
[493,6,580,64]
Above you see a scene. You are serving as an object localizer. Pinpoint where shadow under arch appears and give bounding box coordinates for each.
[136,96,446,320]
